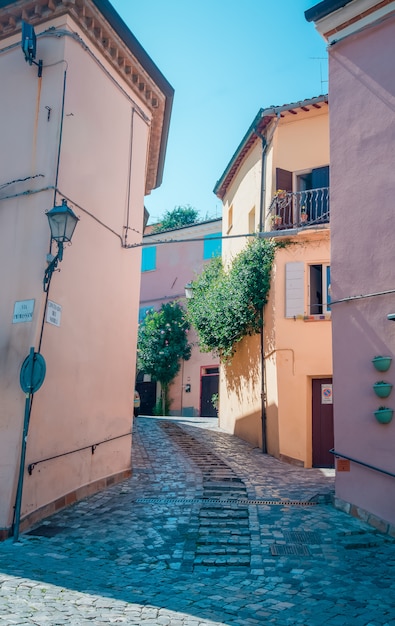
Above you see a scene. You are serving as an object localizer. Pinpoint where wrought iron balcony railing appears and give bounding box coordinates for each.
[267,188,330,230]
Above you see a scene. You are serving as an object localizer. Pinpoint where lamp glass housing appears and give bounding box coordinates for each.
[185,283,194,299]
[47,199,79,244]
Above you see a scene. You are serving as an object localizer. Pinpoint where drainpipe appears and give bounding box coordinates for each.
[254,114,280,454]
[256,132,267,234]
[255,130,268,453]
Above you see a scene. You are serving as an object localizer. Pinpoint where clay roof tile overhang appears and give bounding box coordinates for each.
[213,94,328,201]
[0,0,174,193]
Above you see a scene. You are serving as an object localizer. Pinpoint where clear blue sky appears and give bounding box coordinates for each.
[111,0,327,224]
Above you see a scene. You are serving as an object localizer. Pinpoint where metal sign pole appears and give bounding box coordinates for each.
[13,348,34,542]
[13,393,32,542]
[13,347,46,542]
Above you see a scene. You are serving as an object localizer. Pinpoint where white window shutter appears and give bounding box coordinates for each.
[285,262,304,318]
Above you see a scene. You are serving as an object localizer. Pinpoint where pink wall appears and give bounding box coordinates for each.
[329,16,395,524]
[140,221,221,415]
[0,8,169,534]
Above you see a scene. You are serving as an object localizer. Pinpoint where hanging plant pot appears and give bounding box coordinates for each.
[374,407,393,424]
[372,356,392,372]
[373,382,393,398]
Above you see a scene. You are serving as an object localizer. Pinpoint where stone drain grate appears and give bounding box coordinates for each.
[270,544,311,556]
[134,497,318,507]
[270,530,322,557]
[283,531,322,543]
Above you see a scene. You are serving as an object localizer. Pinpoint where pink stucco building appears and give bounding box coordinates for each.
[139,219,222,417]
[306,0,395,530]
[0,0,173,538]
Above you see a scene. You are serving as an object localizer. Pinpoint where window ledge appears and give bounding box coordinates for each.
[286,314,331,321]
[303,313,331,321]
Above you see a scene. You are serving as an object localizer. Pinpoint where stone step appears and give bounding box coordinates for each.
[197,535,250,545]
[193,556,251,566]
[196,546,251,555]
[202,493,247,500]
[203,482,247,490]
[199,510,249,518]
[199,519,249,528]
[198,528,250,535]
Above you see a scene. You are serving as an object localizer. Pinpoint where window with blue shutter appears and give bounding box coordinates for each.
[326,266,331,311]
[141,246,156,272]
[139,306,154,323]
[203,233,222,259]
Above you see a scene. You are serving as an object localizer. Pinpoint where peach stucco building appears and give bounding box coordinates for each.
[307,0,395,529]
[139,219,222,417]
[214,96,333,468]
[0,0,173,537]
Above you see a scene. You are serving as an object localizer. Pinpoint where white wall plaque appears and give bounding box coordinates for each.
[46,300,62,327]
[12,299,35,324]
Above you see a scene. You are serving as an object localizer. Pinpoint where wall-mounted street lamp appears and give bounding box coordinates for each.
[185,282,194,299]
[43,199,79,292]
[21,21,43,77]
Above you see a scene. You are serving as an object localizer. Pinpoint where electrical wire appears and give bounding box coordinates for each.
[0,174,44,190]
[59,192,124,245]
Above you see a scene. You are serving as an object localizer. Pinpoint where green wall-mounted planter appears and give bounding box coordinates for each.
[374,407,393,424]
[372,356,392,372]
[373,382,393,398]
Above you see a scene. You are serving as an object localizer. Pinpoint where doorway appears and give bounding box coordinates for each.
[200,366,219,417]
[312,378,334,468]
[136,379,157,416]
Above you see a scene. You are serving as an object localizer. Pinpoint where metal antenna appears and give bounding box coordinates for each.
[310,57,328,92]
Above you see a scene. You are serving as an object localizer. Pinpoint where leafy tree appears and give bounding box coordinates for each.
[152,205,199,233]
[137,302,191,414]
[186,238,278,361]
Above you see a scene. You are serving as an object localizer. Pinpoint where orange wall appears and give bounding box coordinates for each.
[219,232,332,466]
[219,106,331,465]
[266,232,332,466]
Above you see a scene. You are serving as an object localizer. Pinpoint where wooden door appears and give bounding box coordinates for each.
[276,168,293,225]
[312,378,334,468]
[136,381,157,416]
[200,367,219,417]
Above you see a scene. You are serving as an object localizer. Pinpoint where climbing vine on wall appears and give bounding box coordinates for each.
[186,237,279,361]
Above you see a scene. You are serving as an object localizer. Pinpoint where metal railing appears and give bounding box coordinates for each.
[330,449,395,479]
[27,431,132,475]
[267,187,330,230]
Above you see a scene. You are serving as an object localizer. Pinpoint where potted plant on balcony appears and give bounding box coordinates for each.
[272,214,283,227]
[275,189,287,200]
[300,206,308,223]
[373,381,393,398]
[374,406,393,424]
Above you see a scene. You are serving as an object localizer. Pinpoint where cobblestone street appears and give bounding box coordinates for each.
[0,416,395,625]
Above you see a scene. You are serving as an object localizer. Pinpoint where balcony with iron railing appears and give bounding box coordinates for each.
[267,188,330,231]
